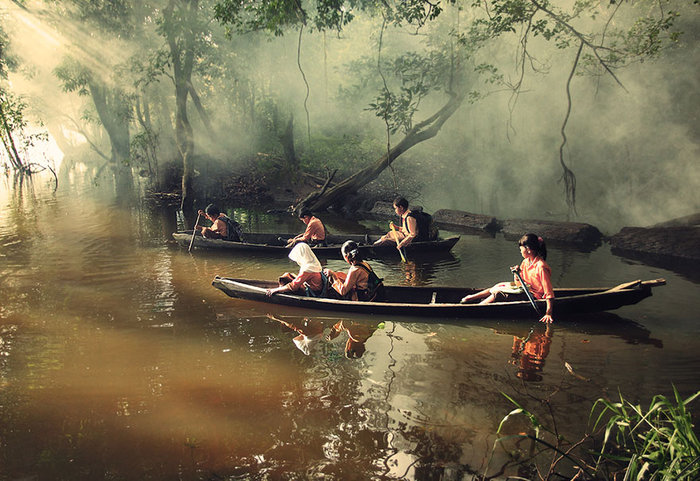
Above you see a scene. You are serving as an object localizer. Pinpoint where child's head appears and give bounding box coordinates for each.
[298,209,313,221]
[341,240,362,264]
[205,204,221,218]
[519,233,547,260]
[392,196,409,215]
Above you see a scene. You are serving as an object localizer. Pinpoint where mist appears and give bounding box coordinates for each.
[2,0,698,233]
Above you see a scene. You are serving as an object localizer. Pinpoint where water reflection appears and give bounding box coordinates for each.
[2,175,700,480]
[396,252,461,286]
[267,314,324,356]
[266,314,378,359]
[509,325,552,382]
[326,319,377,359]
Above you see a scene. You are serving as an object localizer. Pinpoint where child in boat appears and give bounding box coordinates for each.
[373,196,433,250]
[460,233,555,323]
[266,243,324,297]
[196,204,242,241]
[325,240,383,301]
[286,209,327,247]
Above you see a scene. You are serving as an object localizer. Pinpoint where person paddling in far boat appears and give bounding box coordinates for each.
[196,204,243,241]
[373,197,426,252]
[325,240,382,301]
[460,233,555,324]
[286,209,327,247]
[266,243,324,297]
[196,204,227,239]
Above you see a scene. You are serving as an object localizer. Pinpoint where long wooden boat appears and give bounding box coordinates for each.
[211,277,666,319]
[172,231,460,258]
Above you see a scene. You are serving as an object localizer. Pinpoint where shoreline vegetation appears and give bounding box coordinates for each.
[490,387,700,481]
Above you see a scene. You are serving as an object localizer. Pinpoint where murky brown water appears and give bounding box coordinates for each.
[1,173,699,480]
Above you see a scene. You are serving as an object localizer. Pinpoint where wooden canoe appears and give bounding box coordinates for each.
[172,231,460,258]
[211,277,666,319]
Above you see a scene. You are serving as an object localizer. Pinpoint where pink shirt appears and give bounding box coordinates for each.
[300,217,325,242]
[519,257,554,299]
[287,270,323,293]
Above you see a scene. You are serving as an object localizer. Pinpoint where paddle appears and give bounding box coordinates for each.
[511,266,540,316]
[188,212,201,252]
[389,222,407,262]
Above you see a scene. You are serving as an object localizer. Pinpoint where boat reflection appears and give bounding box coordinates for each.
[266,314,377,359]
[396,252,460,286]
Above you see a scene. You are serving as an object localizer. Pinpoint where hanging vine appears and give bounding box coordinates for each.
[559,41,583,218]
[296,25,311,144]
[376,16,399,191]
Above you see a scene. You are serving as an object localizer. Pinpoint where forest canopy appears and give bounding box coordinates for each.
[1,0,697,229]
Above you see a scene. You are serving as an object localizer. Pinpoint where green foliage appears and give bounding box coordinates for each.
[54,57,93,96]
[592,387,700,480]
[302,133,383,173]
[491,388,700,480]
[214,0,458,36]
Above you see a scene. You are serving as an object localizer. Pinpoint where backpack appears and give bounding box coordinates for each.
[407,210,439,242]
[221,215,244,242]
[305,271,329,298]
[357,263,385,302]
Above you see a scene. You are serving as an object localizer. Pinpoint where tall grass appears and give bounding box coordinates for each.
[488,387,700,480]
[591,387,700,480]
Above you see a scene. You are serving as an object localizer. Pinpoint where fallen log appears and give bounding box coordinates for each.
[610,225,700,261]
[500,218,603,250]
[432,209,500,234]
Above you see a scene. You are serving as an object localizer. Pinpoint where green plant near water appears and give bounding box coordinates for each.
[591,387,700,480]
[488,388,700,480]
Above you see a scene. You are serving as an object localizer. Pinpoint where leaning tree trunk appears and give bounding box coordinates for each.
[297,92,464,212]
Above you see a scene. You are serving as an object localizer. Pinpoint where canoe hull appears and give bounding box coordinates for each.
[173,232,460,258]
[211,277,663,319]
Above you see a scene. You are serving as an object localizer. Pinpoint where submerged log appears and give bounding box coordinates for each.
[651,212,700,228]
[610,225,700,261]
[432,209,500,234]
[500,219,603,249]
[366,201,400,220]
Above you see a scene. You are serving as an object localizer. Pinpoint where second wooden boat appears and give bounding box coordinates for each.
[172,231,460,258]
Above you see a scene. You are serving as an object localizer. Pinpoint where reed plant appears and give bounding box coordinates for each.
[591,387,700,480]
[487,387,700,480]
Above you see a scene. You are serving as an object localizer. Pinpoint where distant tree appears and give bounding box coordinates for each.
[0,17,52,178]
[215,0,685,214]
[49,0,144,193]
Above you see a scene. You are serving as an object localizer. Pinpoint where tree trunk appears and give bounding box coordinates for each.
[187,82,213,133]
[163,0,198,212]
[87,81,133,193]
[297,92,464,212]
[280,113,299,174]
[0,103,23,170]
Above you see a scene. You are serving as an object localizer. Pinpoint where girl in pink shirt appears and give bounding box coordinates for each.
[266,243,323,296]
[460,233,555,323]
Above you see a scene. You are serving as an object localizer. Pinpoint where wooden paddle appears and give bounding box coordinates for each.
[389,222,407,262]
[511,266,540,316]
[188,212,201,252]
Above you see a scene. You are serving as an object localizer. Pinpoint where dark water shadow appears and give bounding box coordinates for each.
[478,312,663,349]
[611,247,700,284]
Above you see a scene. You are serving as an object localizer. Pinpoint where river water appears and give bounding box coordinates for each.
[1,173,698,480]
